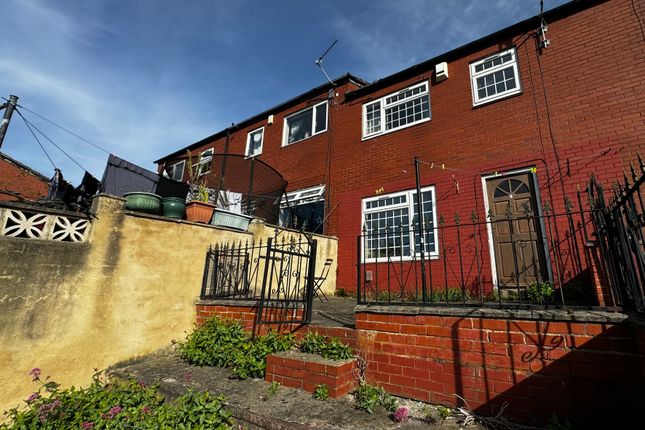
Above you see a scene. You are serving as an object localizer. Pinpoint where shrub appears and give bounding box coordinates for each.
[179,317,295,379]
[0,370,233,430]
[299,332,354,360]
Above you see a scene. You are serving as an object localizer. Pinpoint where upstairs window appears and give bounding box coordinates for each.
[246,127,264,157]
[282,101,328,146]
[362,81,430,139]
[196,148,213,176]
[470,48,521,106]
[166,160,185,181]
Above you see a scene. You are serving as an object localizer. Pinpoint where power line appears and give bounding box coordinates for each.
[3,98,111,155]
[16,108,88,172]
[15,109,56,170]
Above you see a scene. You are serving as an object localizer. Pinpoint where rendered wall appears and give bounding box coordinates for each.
[0,194,337,412]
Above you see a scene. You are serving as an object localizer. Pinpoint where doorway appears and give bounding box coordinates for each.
[484,171,549,288]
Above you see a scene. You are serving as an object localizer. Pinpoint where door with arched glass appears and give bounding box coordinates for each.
[485,172,548,287]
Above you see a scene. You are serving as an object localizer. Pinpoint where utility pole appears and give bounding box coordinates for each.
[0,95,19,150]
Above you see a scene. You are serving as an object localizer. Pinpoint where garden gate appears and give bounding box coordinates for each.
[200,234,318,326]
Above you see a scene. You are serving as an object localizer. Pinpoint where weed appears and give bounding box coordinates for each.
[267,381,280,396]
[299,332,354,360]
[313,384,329,401]
[354,383,397,414]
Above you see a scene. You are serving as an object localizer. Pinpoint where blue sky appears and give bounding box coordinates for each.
[1,0,569,185]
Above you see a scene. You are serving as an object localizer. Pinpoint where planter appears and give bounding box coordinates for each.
[123,192,162,214]
[162,197,186,219]
[185,201,215,223]
[211,208,253,231]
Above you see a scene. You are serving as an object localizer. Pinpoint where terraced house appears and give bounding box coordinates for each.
[157,0,643,306]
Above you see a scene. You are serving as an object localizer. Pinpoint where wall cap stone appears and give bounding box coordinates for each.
[270,350,356,366]
[354,304,630,324]
[196,299,259,307]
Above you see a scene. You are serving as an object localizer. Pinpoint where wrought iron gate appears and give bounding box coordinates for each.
[200,234,318,325]
[588,155,645,313]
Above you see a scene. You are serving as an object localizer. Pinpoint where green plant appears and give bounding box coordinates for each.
[354,383,397,414]
[179,317,296,379]
[1,369,233,430]
[437,405,451,420]
[267,382,280,396]
[526,281,555,304]
[312,384,329,401]
[299,332,354,360]
[431,287,469,302]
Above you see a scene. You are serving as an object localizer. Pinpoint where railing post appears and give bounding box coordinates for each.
[305,239,318,324]
[414,156,428,303]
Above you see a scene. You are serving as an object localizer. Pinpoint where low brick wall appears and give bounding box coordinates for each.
[196,300,306,335]
[266,351,357,398]
[355,306,645,425]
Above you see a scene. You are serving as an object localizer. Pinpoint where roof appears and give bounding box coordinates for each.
[0,152,49,182]
[155,73,368,164]
[345,0,607,101]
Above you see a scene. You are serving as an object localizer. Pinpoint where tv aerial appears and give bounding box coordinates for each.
[315,39,338,86]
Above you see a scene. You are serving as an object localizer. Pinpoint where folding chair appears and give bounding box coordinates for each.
[312,258,333,302]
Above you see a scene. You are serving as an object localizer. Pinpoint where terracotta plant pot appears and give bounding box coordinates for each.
[185,201,215,223]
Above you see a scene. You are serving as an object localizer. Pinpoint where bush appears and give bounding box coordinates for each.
[299,332,354,360]
[179,317,295,379]
[1,370,233,430]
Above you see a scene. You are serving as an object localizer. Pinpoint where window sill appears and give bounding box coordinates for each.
[281,130,327,148]
[362,254,440,264]
[472,89,523,109]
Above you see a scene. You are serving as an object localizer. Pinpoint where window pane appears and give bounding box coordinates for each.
[315,103,327,133]
[384,94,429,130]
[411,190,436,254]
[286,108,313,144]
[248,130,263,156]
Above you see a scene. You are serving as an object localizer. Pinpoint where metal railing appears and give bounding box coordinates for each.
[589,154,645,313]
[357,199,598,308]
[200,233,318,325]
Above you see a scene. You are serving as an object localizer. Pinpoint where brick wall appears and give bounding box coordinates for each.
[0,157,49,202]
[355,308,645,425]
[162,0,643,295]
[266,351,357,398]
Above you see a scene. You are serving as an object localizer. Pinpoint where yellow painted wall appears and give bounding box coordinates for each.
[0,195,337,412]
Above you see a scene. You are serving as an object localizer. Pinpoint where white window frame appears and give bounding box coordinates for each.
[282,101,328,147]
[245,127,264,158]
[469,48,521,107]
[361,186,439,262]
[362,81,431,140]
[166,160,185,181]
[280,184,325,207]
[196,148,213,176]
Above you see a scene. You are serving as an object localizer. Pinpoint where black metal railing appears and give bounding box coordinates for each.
[200,233,318,325]
[589,154,645,313]
[357,199,598,308]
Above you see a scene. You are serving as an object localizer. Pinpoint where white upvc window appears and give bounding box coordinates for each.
[196,148,214,176]
[361,187,438,261]
[282,101,328,146]
[246,127,264,157]
[362,81,431,139]
[166,160,185,181]
[470,48,521,106]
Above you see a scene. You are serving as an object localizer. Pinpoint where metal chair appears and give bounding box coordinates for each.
[313,258,333,302]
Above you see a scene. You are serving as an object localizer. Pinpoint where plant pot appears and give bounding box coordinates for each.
[211,208,253,231]
[162,197,186,219]
[186,201,215,223]
[123,192,162,214]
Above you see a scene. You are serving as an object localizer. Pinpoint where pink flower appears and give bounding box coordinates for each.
[137,379,147,388]
[81,422,94,429]
[183,372,193,382]
[141,405,152,414]
[25,393,39,403]
[29,368,42,381]
[393,406,410,423]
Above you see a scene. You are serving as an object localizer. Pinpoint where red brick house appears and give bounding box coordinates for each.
[0,152,49,202]
[156,0,644,301]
